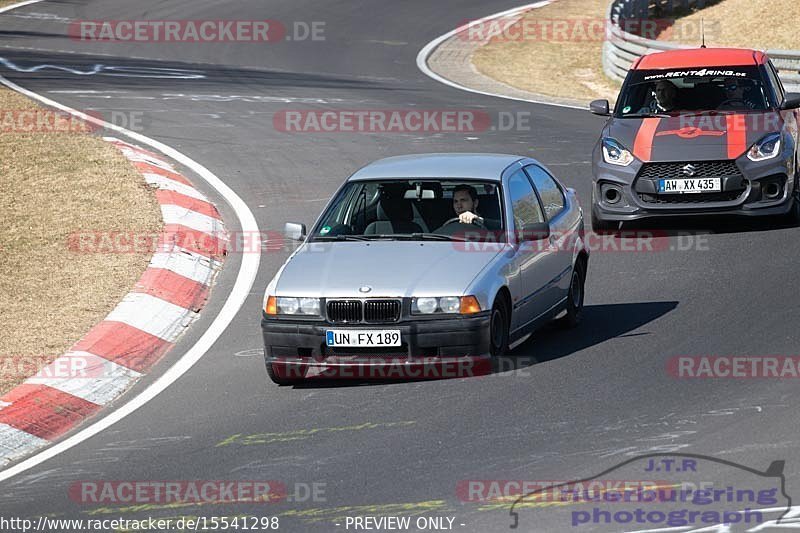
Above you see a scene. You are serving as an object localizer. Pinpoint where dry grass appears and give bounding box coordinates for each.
[472,0,620,103]
[0,88,162,394]
[660,0,800,49]
[472,0,800,104]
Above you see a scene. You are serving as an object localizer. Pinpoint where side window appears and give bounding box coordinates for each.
[524,165,565,220]
[507,169,544,230]
[766,62,785,105]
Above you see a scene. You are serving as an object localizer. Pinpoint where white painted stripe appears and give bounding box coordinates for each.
[148,247,221,285]
[27,352,142,406]
[0,424,49,466]
[0,0,258,483]
[160,204,223,234]
[104,293,197,343]
[415,1,583,110]
[122,148,176,171]
[105,138,177,171]
[142,172,209,201]
[103,137,178,171]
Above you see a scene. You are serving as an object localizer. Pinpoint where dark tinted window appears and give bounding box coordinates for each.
[616,66,771,116]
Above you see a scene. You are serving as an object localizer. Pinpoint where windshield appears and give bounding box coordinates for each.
[311,179,505,241]
[616,66,774,117]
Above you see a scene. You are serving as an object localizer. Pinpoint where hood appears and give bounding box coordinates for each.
[275,241,503,298]
[606,111,786,162]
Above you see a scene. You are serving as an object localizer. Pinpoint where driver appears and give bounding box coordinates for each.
[721,79,758,109]
[640,80,678,113]
[452,184,484,225]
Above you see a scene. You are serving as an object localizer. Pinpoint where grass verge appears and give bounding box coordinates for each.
[0,87,162,394]
[658,0,800,49]
[471,0,800,105]
[471,0,619,103]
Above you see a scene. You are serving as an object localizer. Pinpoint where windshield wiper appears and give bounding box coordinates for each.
[359,233,469,242]
[411,233,468,242]
[622,113,673,118]
[312,235,371,241]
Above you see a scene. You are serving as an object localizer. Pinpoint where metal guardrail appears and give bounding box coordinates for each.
[603,0,800,90]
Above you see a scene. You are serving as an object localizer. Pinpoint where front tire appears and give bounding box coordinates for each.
[489,297,510,358]
[560,259,586,329]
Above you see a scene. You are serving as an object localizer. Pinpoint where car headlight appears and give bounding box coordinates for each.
[412,296,481,315]
[265,296,322,317]
[747,132,782,161]
[601,138,634,167]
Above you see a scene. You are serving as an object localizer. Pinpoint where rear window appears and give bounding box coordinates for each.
[616,66,774,117]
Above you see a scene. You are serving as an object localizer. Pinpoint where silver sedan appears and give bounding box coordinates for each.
[261,153,589,384]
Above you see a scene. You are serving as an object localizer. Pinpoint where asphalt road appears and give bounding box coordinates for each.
[1,1,800,531]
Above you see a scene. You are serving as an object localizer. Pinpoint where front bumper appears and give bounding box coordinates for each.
[262,312,492,378]
[592,153,795,222]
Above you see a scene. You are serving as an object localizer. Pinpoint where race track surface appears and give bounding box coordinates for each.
[1,1,799,531]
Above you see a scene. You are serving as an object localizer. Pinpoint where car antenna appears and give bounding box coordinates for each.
[700,18,706,48]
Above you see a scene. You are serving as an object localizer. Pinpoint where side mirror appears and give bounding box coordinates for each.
[284,222,306,241]
[518,222,550,242]
[589,99,611,116]
[781,93,800,110]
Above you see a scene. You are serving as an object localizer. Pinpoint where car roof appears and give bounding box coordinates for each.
[348,153,526,182]
[632,47,768,70]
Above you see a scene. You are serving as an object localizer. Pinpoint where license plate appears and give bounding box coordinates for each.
[658,178,721,194]
[326,329,401,347]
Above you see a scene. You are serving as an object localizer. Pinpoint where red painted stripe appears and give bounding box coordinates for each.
[71,321,173,373]
[632,118,661,162]
[155,190,221,220]
[162,224,228,258]
[133,268,210,310]
[133,162,193,186]
[726,114,748,159]
[0,384,101,440]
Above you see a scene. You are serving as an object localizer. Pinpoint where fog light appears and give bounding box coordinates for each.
[604,187,621,204]
[764,182,781,199]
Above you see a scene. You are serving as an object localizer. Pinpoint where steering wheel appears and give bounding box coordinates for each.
[717,98,746,110]
[442,216,486,229]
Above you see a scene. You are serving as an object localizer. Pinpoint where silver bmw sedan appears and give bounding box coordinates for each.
[261,154,589,384]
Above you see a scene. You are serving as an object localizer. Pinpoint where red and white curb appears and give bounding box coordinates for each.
[0,138,226,466]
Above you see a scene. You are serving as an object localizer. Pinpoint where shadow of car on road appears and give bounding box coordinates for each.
[290,301,678,388]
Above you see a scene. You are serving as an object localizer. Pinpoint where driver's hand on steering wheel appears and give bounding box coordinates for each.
[458,211,483,225]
